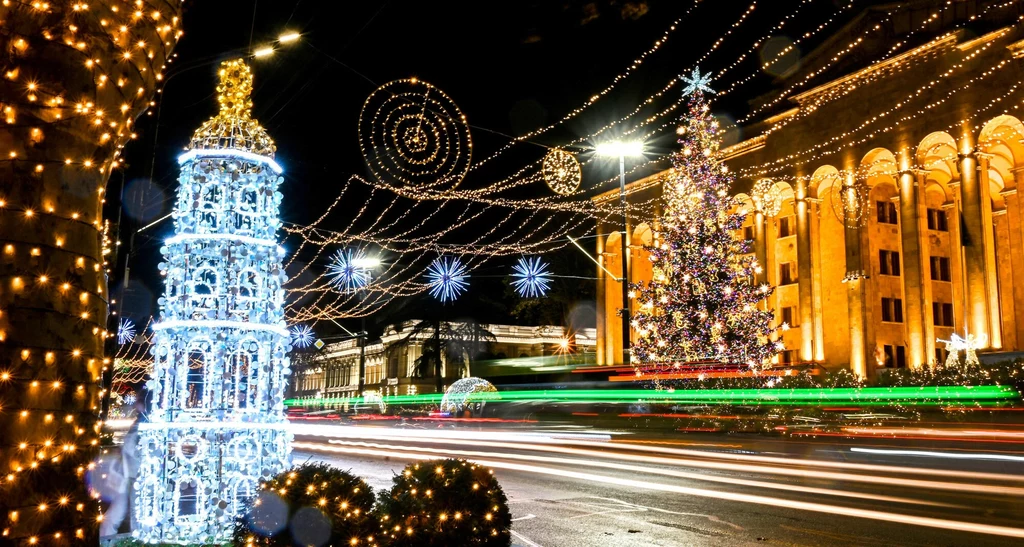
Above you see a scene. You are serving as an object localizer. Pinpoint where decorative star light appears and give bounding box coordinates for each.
[680,67,715,97]
[426,256,469,303]
[327,249,372,292]
[117,318,136,345]
[511,256,552,298]
[291,324,315,349]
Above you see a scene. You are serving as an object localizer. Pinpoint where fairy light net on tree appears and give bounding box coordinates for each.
[628,83,782,381]
[133,59,292,544]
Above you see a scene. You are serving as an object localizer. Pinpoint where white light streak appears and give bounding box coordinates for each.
[851,447,1024,463]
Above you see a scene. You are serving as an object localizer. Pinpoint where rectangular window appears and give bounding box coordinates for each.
[876,201,898,224]
[781,306,798,327]
[743,225,755,242]
[778,216,794,238]
[780,350,797,364]
[933,302,955,327]
[882,297,903,323]
[926,208,949,231]
[779,262,798,285]
[930,256,951,282]
[879,250,901,276]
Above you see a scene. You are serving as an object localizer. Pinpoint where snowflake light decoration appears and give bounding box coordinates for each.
[117,318,137,345]
[327,248,372,292]
[291,325,315,349]
[680,67,715,96]
[426,256,469,302]
[511,256,552,298]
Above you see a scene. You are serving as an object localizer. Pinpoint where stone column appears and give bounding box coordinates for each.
[977,154,1002,348]
[993,206,1017,349]
[844,211,869,377]
[796,187,815,361]
[753,210,768,285]
[1003,166,1024,347]
[596,224,607,365]
[958,147,992,346]
[807,198,826,361]
[897,169,931,369]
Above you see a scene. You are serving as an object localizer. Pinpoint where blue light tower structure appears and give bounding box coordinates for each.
[133,59,292,543]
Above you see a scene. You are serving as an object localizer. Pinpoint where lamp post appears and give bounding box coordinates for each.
[351,256,382,395]
[596,141,644,365]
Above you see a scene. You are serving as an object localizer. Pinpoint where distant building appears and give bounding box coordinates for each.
[594,1,1024,377]
[288,321,596,405]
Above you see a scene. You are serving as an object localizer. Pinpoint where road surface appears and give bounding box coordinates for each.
[290,423,1024,547]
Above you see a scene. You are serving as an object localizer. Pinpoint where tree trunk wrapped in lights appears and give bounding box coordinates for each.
[628,87,782,376]
[0,2,182,544]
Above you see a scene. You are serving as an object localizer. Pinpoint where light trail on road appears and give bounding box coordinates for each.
[294,440,1024,539]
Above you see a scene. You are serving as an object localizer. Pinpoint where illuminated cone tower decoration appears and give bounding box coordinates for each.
[134,59,292,543]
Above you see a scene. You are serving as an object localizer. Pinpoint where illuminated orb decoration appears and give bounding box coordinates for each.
[327,248,372,292]
[426,256,470,303]
[133,60,292,545]
[750,179,782,218]
[542,148,582,195]
[439,377,498,415]
[291,324,316,349]
[511,256,552,298]
[358,78,472,190]
[118,318,137,345]
[829,177,871,228]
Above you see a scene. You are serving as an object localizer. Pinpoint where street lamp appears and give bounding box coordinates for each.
[353,256,381,396]
[596,140,645,365]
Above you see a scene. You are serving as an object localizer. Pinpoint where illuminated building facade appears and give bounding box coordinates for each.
[595,2,1024,377]
[133,60,292,543]
[289,321,597,404]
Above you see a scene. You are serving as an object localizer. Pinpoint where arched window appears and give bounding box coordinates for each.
[173,475,205,524]
[229,338,260,410]
[184,339,212,409]
[237,269,260,299]
[197,184,222,230]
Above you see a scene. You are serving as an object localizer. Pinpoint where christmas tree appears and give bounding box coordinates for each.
[628,70,782,370]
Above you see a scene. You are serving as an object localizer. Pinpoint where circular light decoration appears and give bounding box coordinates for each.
[750,179,782,218]
[117,318,137,345]
[829,177,870,228]
[358,78,472,190]
[291,325,315,349]
[511,256,552,298]
[439,377,498,415]
[541,148,582,195]
[326,248,372,293]
[425,256,469,303]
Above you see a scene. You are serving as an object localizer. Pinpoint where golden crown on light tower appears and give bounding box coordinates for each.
[188,59,276,158]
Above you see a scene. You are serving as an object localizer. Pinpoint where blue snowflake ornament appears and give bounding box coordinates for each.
[680,67,715,97]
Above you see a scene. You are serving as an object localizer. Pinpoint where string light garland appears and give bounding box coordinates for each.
[541,148,581,195]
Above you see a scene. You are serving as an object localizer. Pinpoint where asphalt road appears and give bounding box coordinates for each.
[291,424,1024,547]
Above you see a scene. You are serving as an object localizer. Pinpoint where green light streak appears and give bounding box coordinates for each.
[286,385,1018,408]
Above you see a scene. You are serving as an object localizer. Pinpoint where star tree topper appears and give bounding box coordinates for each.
[680,67,715,97]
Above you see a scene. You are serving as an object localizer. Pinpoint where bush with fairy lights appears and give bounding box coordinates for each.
[233,463,379,546]
[375,459,512,546]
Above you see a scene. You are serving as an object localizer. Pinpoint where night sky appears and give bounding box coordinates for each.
[110,0,859,338]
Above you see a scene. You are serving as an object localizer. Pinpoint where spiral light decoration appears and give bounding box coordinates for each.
[829,177,871,228]
[358,78,472,190]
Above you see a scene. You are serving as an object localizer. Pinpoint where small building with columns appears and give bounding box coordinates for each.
[594,1,1024,377]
